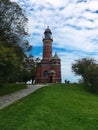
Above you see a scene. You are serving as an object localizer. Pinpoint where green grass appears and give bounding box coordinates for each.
[0,83,27,96]
[0,84,98,130]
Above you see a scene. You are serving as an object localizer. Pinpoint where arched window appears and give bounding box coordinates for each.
[44,71,48,78]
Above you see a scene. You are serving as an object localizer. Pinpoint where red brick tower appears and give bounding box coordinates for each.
[36,26,61,83]
[43,26,53,60]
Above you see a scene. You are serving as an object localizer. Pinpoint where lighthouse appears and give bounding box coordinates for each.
[36,26,61,83]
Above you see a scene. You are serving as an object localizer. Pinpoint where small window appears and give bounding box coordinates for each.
[44,71,48,78]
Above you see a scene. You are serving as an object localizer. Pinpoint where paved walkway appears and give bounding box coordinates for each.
[0,84,48,110]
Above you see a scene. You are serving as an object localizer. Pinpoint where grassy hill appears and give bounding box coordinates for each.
[0,84,98,130]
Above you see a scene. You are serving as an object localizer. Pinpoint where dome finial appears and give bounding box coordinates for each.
[47,26,49,29]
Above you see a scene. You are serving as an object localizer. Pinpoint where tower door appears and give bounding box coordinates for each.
[50,76,53,83]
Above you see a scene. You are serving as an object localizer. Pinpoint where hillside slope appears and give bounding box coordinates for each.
[0,84,98,130]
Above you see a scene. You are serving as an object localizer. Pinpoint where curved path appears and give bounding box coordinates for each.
[0,84,48,110]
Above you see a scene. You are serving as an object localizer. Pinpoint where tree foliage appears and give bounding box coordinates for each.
[21,56,40,83]
[0,44,21,83]
[0,0,28,47]
[72,58,98,93]
[0,0,35,84]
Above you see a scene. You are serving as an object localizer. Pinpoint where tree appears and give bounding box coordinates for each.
[0,0,32,83]
[72,58,98,93]
[21,55,41,83]
[0,0,32,51]
[0,0,37,84]
[0,44,21,83]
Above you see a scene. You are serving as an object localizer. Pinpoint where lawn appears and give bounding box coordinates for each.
[0,84,98,130]
[0,83,27,96]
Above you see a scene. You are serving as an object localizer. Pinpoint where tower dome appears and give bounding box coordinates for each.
[44,26,52,34]
[43,26,53,40]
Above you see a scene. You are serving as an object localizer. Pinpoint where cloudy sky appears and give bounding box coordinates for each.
[11,0,98,83]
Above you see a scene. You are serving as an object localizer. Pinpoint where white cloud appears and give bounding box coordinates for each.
[87,0,98,10]
[10,0,18,2]
[46,0,68,7]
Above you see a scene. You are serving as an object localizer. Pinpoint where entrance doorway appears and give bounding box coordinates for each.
[50,76,53,83]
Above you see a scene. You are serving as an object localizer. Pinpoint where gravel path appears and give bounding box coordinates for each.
[0,84,48,110]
